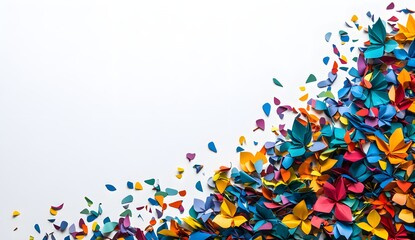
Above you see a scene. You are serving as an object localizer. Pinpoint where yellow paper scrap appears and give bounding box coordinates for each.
[12,210,20,217]
[135,182,143,190]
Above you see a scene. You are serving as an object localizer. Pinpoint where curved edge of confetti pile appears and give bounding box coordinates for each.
[20,4,415,240]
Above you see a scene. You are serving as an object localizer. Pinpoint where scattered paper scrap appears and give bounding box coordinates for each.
[105,184,117,192]
[273,78,283,87]
[195,181,203,192]
[306,74,317,83]
[186,153,196,161]
[12,210,20,217]
[207,141,217,153]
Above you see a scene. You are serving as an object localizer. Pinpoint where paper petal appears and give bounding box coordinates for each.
[282,214,301,228]
[273,78,283,87]
[367,209,381,228]
[373,228,389,240]
[233,215,247,227]
[195,181,203,192]
[334,203,353,222]
[212,215,232,228]
[293,200,309,221]
[399,209,415,223]
[325,32,332,42]
[313,196,335,213]
[256,119,265,131]
[262,103,271,117]
[208,141,217,153]
[186,153,196,161]
[334,221,353,239]
[301,221,312,234]
[105,184,117,192]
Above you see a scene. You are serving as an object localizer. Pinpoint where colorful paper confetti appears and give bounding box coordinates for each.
[13,4,415,240]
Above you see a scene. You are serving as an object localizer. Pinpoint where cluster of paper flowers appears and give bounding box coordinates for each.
[151,15,415,240]
[27,8,415,240]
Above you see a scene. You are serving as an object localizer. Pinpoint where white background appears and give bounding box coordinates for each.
[0,0,393,238]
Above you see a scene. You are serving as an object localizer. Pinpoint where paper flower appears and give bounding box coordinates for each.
[395,14,415,42]
[357,210,388,240]
[298,157,336,192]
[286,117,312,157]
[212,198,247,228]
[394,40,415,67]
[282,200,312,234]
[371,193,395,217]
[313,177,353,222]
[375,128,412,165]
[364,18,398,59]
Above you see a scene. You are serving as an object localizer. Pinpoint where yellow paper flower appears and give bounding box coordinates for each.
[357,210,388,240]
[298,157,336,192]
[395,15,415,42]
[282,200,312,234]
[212,198,247,228]
[375,128,412,165]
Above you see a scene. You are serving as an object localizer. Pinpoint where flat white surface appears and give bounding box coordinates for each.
[0,0,392,238]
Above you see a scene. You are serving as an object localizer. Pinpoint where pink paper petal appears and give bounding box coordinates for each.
[348,182,364,193]
[258,222,273,230]
[357,54,366,76]
[276,105,293,119]
[323,182,337,201]
[256,119,265,131]
[186,153,196,161]
[344,149,366,162]
[311,216,325,228]
[313,196,335,213]
[335,178,347,201]
[274,97,281,105]
[263,202,281,209]
[388,16,399,22]
[334,203,353,222]
[51,203,64,210]
[365,118,378,127]
[123,215,131,228]
[386,2,394,10]
[280,195,290,205]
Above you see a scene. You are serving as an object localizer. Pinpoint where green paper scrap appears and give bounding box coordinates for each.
[80,208,89,214]
[121,195,134,205]
[273,78,283,87]
[306,74,317,83]
[102,222,118,234]
[317,90,335,99]
[84,197,93,207]
[144,178,156,185]
[120,209,132,217]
